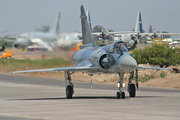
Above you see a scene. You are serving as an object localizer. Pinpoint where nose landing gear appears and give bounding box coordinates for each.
[117,73,125,99]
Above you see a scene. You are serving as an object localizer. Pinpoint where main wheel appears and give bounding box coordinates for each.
[116,92,120,99]
[129,84,136,97]
[66,85,73,99]
[121,92,125,99]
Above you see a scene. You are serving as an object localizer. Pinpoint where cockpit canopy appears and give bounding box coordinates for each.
[109,40,128,54]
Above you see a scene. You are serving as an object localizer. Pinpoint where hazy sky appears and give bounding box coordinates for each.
[0,0,180,37]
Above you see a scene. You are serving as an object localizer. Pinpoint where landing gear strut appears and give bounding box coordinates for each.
[65,71,74,99]
[128,70,138,97]
[116,72,125,99]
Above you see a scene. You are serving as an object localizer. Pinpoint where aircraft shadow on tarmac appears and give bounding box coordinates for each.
[8,95,164,101]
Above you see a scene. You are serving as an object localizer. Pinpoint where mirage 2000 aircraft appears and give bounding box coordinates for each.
[13,13,60,51]
[11,5,172,99]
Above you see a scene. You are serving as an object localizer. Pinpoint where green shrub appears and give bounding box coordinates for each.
[160,71,166,78]
[132,44,180,67]
[139,74,154,83]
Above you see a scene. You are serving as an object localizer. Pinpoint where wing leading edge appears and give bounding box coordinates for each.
[12,65,172,74]
[11,66,97,74]
[137,66,172,71]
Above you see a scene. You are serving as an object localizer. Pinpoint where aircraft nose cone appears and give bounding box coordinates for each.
[119,56,137,72]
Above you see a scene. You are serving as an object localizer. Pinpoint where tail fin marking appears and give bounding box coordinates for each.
[135,12,143,33]
[80,5,97,47]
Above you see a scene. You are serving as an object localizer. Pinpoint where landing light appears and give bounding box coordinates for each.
[123,83,125,87]
[117,83,120,87]
[117,83,125,88]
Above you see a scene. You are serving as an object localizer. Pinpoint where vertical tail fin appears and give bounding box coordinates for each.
[86,11,92,32]
[50,12,60,34]
[80,5,97,47]
[135,12,143,33]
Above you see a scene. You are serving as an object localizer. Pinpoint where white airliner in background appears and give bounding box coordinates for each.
[14,13,60,51]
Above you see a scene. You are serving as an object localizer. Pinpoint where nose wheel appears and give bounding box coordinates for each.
[116,91,125,99]
[116,72,126,99]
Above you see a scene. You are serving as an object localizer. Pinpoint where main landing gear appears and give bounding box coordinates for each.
[117,70,138,99]
[128,70,138,97]
[65,71,74,99]
[63,70,138,99]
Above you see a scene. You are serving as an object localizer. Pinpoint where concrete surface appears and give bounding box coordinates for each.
[0,73,180,120]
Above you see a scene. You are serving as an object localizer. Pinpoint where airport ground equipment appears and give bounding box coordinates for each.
[2,51,12,59]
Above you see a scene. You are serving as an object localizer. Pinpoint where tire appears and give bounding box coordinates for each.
[116,92,120,99]
[66,85,73,99]
[121,92,125,99]
[129,84,136,97]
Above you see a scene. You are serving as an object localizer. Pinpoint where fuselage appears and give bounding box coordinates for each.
[72,41,137,74]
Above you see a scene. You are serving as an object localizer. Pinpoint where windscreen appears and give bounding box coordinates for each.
[114,42,128,54]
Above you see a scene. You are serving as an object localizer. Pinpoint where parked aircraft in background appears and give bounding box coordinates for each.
[147,38,180,46]
[93,12,180,50]
[11,5,172,99]
[92,12,143,50]
[13,13,60,51]
[166,38,180,45]
[56,11,141,51]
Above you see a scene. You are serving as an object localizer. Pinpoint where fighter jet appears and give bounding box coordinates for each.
[11,5,172,99]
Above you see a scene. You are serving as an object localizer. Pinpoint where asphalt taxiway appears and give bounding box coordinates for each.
[1,73,180,120]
